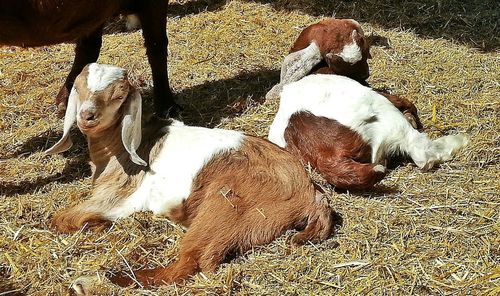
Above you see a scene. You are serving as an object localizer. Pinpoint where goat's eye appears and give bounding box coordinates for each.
[113,96,123,101]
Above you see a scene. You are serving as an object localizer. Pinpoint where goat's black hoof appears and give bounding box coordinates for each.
[156,103,183,119]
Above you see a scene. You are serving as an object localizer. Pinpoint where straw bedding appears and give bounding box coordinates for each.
[0,0,498,295]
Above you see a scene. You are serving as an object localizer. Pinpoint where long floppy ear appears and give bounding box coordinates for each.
[121,88,147,166]
[280,42,322,84]
[45,87,78,154]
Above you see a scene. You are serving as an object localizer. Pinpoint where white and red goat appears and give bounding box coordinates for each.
[45,63,333,288]
[268,74,468,190]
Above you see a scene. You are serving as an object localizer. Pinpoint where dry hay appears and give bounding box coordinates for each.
[0,0,499,295]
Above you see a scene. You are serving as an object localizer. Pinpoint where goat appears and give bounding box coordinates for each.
[45,63,333,288]
[268,74,468,190]
[267,18,371,100]
[0,0,176,116]
[266,18,421,130]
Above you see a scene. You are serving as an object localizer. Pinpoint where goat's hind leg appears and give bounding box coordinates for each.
[318,157,386,190]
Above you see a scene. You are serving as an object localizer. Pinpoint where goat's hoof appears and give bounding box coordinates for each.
[71,275,113,296]
[56,102,67,118]
[157,103,183,119]
[373,164,386,173]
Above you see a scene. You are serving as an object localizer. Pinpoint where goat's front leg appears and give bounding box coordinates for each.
[55,27,103,117]
[51,194,131,233]
[138,1,178,117]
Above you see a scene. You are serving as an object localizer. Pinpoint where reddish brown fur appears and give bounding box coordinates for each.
[291,18,371,82]
[109,136,333,287]
[0,0,175,115]
[284,111,386,190]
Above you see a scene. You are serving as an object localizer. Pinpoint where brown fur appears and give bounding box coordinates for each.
[284,111,386,190]
[0,0,175,115]
[109,136,333,287]
[291,18,371,82]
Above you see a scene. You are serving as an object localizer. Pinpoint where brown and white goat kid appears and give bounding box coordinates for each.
[45,63,333,288]
[268,74,468,190]
[267,18,371,100]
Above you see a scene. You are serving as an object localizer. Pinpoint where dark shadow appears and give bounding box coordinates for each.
[174,68,280,127]
[0,131,91,197]
[247,0,499,52]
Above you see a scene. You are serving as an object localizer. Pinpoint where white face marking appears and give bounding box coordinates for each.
[105,124,246,220]
[336,38,362,64]
[77,100,97,120]
[87,63,126,92]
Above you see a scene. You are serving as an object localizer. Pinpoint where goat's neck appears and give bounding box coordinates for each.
[87,124,126,168]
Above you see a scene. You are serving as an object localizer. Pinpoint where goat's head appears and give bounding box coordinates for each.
[322,19,371,82]
[45,63,147,166]
[289,18,371,83]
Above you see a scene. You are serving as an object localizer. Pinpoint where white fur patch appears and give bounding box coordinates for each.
[106,124,245,219]
[87,63,126,92]
[336,39,362,64]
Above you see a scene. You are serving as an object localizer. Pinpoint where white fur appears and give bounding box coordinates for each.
[87,63,126,92]
[268,74,468,169]
[336,37,362,64]
[106,125,245,219]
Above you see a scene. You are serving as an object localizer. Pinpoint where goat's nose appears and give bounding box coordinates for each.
[81,110,96,121]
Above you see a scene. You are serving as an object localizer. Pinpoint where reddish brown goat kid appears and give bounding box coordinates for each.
[45,63,334,290]
[0,0,176,116]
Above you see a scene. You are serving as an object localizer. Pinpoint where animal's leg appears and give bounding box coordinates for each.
[56,27,103,116]
[51,193,138,233]
[317,156,386,190]
[109,245,201,288]
[377,91,422,130]
[138,2,177,117]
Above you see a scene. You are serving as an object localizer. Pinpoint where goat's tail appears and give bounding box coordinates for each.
[291,191,334,245]
[410,133,469,171]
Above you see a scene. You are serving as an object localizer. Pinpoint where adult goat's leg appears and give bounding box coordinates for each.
[138,1,177,116]
[56,27,103,116]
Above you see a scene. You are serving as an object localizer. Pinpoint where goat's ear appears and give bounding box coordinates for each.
[45,87,78,154]
[280,42,322,84]
[121,88,147,166]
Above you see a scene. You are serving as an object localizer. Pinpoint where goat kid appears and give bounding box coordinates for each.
[45,63,333,288]
[267,18,371,100]
[268,74,468,190]
[0,0,176,116]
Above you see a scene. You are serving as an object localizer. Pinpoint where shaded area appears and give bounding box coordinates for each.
[175,69,280,127]
[0,131,90,197]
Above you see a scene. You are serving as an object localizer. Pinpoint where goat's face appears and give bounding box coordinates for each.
[324,20,371,82]
[46,63,147,166]
[73,64,130,136]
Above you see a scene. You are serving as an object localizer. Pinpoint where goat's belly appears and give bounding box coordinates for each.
[121,124,245,218]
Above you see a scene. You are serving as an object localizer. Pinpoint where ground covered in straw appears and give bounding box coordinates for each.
[0,0,498,295]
